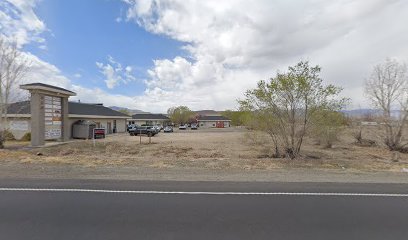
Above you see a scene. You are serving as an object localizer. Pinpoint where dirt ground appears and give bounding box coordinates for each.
[1,126,408,173]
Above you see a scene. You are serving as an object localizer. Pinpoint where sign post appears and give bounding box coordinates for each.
[93,128,106,139]
[20,83,76,147]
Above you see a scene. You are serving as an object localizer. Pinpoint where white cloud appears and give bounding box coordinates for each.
[96,56,136,89]
[14,52,70,90]
[70,85,138,107]
[0,0,47,47]
[5,0,408,113]
[123,0,408,111]
[1,1,144,111]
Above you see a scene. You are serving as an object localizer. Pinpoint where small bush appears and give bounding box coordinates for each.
[310,111,346,148]
[3,130,15,141]
[21,132,31,141]
[353,129,362,144]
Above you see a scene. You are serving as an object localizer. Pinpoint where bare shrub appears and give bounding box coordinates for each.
[365,59,408,152]
[353,129,363,144]
[0,38,30,148]
[310,110,346,148]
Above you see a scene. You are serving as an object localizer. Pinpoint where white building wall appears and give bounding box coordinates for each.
[199,121,215,128]
[68,118,127,138]
[6,116,127,140]
[198,120,231,128]
[6,118,31,140]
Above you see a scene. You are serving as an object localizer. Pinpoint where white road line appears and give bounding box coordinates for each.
[0,188,408,197]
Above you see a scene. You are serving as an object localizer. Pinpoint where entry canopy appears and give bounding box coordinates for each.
[20,83,76,97]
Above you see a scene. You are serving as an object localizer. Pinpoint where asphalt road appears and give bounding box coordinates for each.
[1,179,408,240]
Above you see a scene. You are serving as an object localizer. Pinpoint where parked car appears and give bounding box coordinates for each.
[164,126,173,133]
[128,125,157,136]
[191,123,198,130]
[152,125,161,133]
[127,124,135,132]
[179,124,187,130]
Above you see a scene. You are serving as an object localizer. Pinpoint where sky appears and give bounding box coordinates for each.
[1,0,408,113]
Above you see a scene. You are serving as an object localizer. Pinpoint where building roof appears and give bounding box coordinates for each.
[6,101,30,114]
[198,115,231,121]
[6,101,129,117]
[20,83,76,96]
[68,102,129,117]
[130,113,170,120]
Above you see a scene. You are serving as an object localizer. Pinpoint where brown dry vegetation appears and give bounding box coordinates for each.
[0,127,407,172]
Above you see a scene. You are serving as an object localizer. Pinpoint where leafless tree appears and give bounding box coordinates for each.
[0,38,30,148]
[365,59,408,151]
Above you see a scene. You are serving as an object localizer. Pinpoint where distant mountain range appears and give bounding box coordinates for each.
[109,106,149,115]
[193,110,222,116]
[341,109,402,118]
[109,106,403,118]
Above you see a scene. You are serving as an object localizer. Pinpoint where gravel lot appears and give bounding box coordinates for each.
[1,127,408,175]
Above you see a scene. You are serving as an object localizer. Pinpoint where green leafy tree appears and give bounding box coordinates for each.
[239,61,347,159]
[222,110,251,126]
[167,106,193,125]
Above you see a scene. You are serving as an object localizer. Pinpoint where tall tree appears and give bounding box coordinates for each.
[0,38,30,148]
[240,61,347,159]
[167,106,193,125]
[365,59,408,151]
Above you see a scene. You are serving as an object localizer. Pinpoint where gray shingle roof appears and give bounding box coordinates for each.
[68,102,129,117]
[6,101,30,114]
[7,101,129,117]
[130,113,170,120]
[198,115,231,121]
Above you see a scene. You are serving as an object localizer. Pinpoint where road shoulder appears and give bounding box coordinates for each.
[1,162,408,183]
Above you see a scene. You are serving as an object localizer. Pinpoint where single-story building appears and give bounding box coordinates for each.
[6,100,130,140]
[128,113,170,126]
[197,115,231,128]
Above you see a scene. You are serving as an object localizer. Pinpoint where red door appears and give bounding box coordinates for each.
[216,121,224,128]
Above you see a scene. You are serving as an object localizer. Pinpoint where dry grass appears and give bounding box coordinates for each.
[3,140,30,149]
[1,127,408,172]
